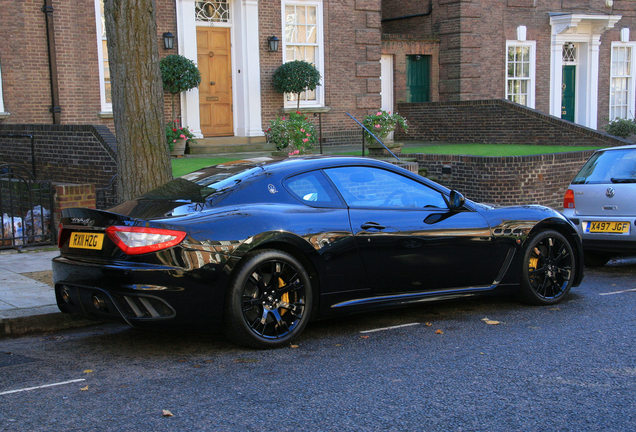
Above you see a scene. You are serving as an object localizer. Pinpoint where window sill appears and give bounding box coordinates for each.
[0,112,10,120]
[98,111,113,119]
[282,106,331,114]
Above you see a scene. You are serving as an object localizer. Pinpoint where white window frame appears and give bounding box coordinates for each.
[94,0,111,113]
[281,0,325,108]
[505,40,536,109]
[0,59,5,113]
[609,41,636,121]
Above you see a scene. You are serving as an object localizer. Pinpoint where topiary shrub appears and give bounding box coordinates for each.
[272,60,321,110]
[160,54,201,120]
[605,118,636,138]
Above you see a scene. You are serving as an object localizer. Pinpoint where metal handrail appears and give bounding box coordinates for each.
[345,112,401,161]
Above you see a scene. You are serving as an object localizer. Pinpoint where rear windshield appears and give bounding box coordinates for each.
[141,164,264,202]
[572,149,636,184]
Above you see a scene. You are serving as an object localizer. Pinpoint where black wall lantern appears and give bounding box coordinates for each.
[268,36,280,52]
[163,32,175,50]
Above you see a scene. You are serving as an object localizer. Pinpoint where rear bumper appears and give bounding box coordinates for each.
[52,256,229,327]
[582,239,636,255]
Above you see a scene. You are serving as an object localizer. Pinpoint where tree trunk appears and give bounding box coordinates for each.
[104,0,171,202]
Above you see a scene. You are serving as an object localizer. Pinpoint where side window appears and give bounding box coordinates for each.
[325,166,447,209]
[285,171,342,207]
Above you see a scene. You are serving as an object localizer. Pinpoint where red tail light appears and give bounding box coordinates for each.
[106,226,186,255]
[563,189,575,209]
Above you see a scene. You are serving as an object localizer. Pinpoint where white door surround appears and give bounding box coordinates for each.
[380,54,394,113]
[175,0,263,138]
[549,13,621,129]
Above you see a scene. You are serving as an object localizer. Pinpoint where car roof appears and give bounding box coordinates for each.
[597,144,636,152]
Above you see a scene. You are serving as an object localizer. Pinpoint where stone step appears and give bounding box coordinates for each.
[189,136,273,154]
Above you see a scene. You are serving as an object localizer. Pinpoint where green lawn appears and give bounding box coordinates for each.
[171,157,235,177]
[336,143,603,157]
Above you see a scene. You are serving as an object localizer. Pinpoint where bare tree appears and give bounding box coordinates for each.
[103,0,171,201]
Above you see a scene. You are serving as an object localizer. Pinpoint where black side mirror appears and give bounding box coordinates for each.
[449,190,465,211]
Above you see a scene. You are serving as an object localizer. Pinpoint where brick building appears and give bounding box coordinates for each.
[0,0,383,142]
[380,0,636,130]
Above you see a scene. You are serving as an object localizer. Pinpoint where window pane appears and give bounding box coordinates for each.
[286,171,341,207]
[325,167,447,209]
[297,6,306,24]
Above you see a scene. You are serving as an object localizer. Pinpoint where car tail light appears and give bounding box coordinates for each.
[57,223,64,248]
[106,226,186,255]
[563,189,575,209]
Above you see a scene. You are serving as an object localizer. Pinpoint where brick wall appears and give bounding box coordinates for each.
[53,183,96,226]
[405,150,596,209]
[0,0,179,129]
[0,124,117,208]
[396,99,630,147]
[259,0,383,143]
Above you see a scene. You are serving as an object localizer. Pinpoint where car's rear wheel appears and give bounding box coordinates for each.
[519,230,575,305]
[224,249,312,348]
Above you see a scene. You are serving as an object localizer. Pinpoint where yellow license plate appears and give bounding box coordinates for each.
[69,232,105,250]
[586,221,630,234]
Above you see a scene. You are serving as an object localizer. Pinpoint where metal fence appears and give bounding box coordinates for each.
[0,163,55,249]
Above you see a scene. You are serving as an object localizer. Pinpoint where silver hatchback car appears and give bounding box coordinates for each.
[562,144,636,266]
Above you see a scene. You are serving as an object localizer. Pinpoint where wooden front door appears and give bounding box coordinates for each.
[197,27,233,136]
[561,65,576,122]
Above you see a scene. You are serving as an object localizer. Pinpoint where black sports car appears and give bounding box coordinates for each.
[53,156,583,347]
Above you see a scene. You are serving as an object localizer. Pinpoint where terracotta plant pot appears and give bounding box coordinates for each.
[170,137,187,157]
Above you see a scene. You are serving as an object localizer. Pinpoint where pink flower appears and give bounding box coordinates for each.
[374,124,381,129]
[282,116,286,120]
[376,111,382,116]
[179,134,186,139]
[306,133,311,137]
[172,139,177,143]
[288,149,300,156]
[300,128,305,132]
[302,138,309,143]
[172,128,177,132]
[296,111,301,115]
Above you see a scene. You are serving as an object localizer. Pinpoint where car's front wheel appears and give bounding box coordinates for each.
[519,230,575,305]
[224,249,312,348]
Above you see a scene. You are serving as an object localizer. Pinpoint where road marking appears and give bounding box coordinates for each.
[0,379,85,396]
[360,322,419,334]
[599,288,636,296]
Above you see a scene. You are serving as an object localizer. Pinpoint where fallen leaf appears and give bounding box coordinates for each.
[162,410,174,417]
[435,329,443,335]
[481,317,500,325]
[360,335,370,339]
[83,369,93,374]
[548,307,560,311]
[479,352,485,355]
[193,364,202,368]
[290,344,299,349]
[335,344,343,347]
[80,385,88,391]
[425,322,433,327]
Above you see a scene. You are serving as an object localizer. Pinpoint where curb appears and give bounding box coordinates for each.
[1,307,101,338]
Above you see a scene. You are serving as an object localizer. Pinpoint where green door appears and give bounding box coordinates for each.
[406,55,431,103]
[561,65,576,122]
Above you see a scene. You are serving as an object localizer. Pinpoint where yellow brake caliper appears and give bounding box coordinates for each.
[279,277,289,315]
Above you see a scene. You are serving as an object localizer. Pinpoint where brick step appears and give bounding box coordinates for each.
[189,136,272,154]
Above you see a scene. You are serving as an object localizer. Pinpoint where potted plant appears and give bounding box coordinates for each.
[265,111,316,156]
[160,54,201,155]
[272,60,321,110]
[362,110,408,156]
[166,119,196,157]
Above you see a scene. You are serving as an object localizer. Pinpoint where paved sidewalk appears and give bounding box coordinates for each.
[0,249,97,337]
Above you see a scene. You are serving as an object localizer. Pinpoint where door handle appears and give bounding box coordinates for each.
[361,222,385,230]
[206,96,219,101]
[210,81,216,85]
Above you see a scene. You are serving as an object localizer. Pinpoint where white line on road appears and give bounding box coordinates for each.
[0,379,85,396]
[360,322,420,334]
[599,288,636,296]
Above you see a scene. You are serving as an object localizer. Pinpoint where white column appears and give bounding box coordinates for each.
[234,0,263,137]
[549,36,563,119]
[176,0,203,138]
[587,37,601,129]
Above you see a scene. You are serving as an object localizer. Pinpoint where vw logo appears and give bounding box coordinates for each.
[606,187,615,198]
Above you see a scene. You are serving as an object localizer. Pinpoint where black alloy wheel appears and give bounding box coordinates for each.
[224,249,312,348]
[520,230,575,305]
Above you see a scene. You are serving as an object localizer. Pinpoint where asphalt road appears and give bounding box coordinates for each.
[1,260,634,432]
